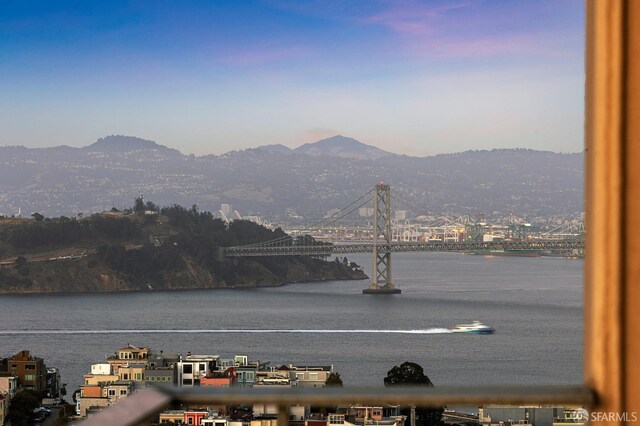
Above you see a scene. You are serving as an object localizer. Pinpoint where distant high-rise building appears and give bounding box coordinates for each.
[220,204,233,216]
[325,208,341,219]
[395,210,408,220]
[359,207,375,218]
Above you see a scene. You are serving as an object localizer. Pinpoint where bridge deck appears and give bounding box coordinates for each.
[223,240,584,257]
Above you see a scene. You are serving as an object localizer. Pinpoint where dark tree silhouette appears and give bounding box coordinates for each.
[384,362,433,386]
[134,196,145,213]
[384,362,443,426]
[7,389,41,426]
[325,372,344,387]
[145,201,158,212]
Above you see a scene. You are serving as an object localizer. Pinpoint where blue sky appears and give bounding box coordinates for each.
[0,0,585,156]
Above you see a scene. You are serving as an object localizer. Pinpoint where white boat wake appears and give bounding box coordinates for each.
[0,328,453,335]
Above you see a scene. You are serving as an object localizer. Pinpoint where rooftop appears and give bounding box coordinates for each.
[184,355,220,361]
[118,344,149,351]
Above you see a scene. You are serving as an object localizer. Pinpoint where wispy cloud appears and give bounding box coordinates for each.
[354,1,580,60]
[408,33,582,59]
[358,1,471,36]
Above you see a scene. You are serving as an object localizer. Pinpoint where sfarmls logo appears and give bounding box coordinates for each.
[569,409,638,422]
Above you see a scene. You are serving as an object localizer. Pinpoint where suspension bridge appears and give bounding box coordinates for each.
[224,183,584,295]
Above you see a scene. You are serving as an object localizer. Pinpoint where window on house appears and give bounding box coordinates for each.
[108,389,116,396]
[183,364,192,374]
[329,415,345,424]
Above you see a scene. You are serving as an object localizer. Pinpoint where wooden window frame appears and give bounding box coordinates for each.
[585,0,640,423]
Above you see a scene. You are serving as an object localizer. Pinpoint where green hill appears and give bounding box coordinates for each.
[0,204,365,294]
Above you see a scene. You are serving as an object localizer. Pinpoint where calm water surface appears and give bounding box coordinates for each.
[0,252,583,393]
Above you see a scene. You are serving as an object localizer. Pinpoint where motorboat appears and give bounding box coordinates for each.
[450,320,495,334]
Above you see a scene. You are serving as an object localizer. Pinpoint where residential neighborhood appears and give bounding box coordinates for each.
[0,350,65,425]
[0,346,590,426]
[73,344,409,426]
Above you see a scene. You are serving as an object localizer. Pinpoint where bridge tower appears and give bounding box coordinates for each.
[363,183,401,294]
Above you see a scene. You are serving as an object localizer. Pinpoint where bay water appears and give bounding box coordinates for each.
[0,252,583,393]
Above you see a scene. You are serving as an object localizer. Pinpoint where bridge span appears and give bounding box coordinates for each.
[223,239,584,257]
[223,184,584,295]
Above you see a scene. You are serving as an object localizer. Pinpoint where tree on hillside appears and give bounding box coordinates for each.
[384,362,443,426]
[134,196,145,213]
[145,200,158,212]
[325,372,344,387]
[8,389,41,425]
[31,212,44,221]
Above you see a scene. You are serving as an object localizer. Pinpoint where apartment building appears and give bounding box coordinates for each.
[176,354,220,387]
[118,364,145,382]
[4,350,47,392]
[107,344,150,372]
[84,364,120,386]
[77,380,133,417]
[144,367,176,387]
[0,394,7,426]
[0,376,17,399]
[277,364,333,388]
[201,368,237,387]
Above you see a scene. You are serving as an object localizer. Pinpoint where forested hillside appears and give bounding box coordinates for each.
[0,202,365,294]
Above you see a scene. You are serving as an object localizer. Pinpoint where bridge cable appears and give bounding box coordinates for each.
[231,188,374,248]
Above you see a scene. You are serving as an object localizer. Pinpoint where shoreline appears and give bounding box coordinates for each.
[0,274,368,296]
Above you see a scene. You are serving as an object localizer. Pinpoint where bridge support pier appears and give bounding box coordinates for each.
[363,183,401,295]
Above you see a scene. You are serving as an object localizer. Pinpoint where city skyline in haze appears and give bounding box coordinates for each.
[0,0,585,156]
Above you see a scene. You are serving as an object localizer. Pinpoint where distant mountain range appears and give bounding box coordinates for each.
[0,135,583,220]
[255,135,395,160]
[85,135,182,156]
